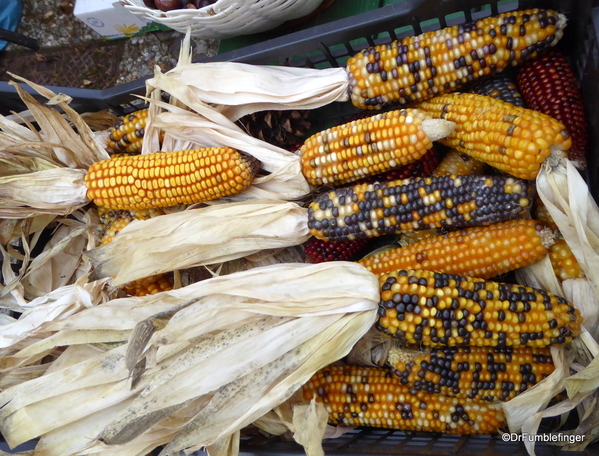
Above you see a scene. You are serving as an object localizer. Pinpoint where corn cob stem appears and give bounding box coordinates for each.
[303,365,506,434]
[358,219,549,279]
[414,92,571,180]
[308,175,532,242]
[85,147,260,210]
[347,9,566,110]
[387,345,554,402]
[376,269,582,348]
[300,109,454,186]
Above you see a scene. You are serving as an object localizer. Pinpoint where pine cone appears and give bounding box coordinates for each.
[236,110,311,150]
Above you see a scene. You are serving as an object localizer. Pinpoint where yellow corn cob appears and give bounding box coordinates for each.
[414,92,571,180]
[121,273,174,296]
[300,109,443,186]
[358,219,548,279]
[107,109,148,155]
[303,365,506,435]
[346,9,566,110]
[85,147,260,210]
[388,345,554,402]
[376,269,582,347]
[433,148,486,177]
[549,240,585,281]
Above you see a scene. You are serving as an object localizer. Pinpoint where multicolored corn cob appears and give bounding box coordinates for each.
[388,345,554,402]
[299,109,453,186]
[346,9,566,110]
[85,147,260,210]
[376,269,582,347]
[432,149,486,177]
[303,365,506,434]
[549,240,585,281]
[307,175,532,242]
[358,219,548,279]
[471,72,525,107]
[304,237,371,263]
[107,109,148,155]
[414,92,571,180]
[517,48,588,166]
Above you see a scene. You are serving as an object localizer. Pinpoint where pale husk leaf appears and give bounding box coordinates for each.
[152,62,349,121]
[347,326,392,367]
[291,398,329,456]
[0,276,109,351]
[86,200,310,286]
[0,168,88,218]
[22,224,88,299]
[157,311,374,455]
[536,157,599,320]
[0,263,378,455]
[143,72,311,199]
[205,431,240,456]
[9,75,109,166]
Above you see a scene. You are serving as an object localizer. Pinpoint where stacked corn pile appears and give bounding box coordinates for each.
[1,7,599,456]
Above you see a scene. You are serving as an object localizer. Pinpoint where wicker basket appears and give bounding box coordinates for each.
[120,0,326,39]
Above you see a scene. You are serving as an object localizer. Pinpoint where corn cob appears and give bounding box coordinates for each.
[432,149,486,177]
[307,175,532,242]
[549,240,585,281]
[516,48,588,166]
[98,208,175,296]
[121,273,175,296]
[357,147,440,185]
[107,109,148,155]
[303,365,506,435]
[85,147,260,210]
[388,345,554,402]
[358,219,548,279]
[376,269,582,347]
[346,9,566,110]
[299,109,453,186]
[533,196,558,231]
[471,73,525,107]
[304,237,371,264]
[414,92,571,180]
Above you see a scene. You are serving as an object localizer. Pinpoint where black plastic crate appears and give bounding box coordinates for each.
[2,1,599,455]
[1,0,598,192]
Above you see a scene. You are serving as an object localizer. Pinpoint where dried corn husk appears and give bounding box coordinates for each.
[0,262,378,456]
[0,276,110,354]
[86,199,310,286]
[507,155,599,454]
[155,62,349,121]
[144,70,311,200]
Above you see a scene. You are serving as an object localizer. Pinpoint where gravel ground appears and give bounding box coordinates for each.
[1,0,218,89]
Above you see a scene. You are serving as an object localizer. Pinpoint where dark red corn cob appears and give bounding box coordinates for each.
[516,48,588,167]
[304,237,371,263]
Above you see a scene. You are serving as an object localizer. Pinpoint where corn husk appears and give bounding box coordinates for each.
[0,77,114,219]
[506,155,599,454]
[0,276,110,354]
[86,199,310,286]
[0,262,379,456]
[144,69,311,200]
[155,61,349,121]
